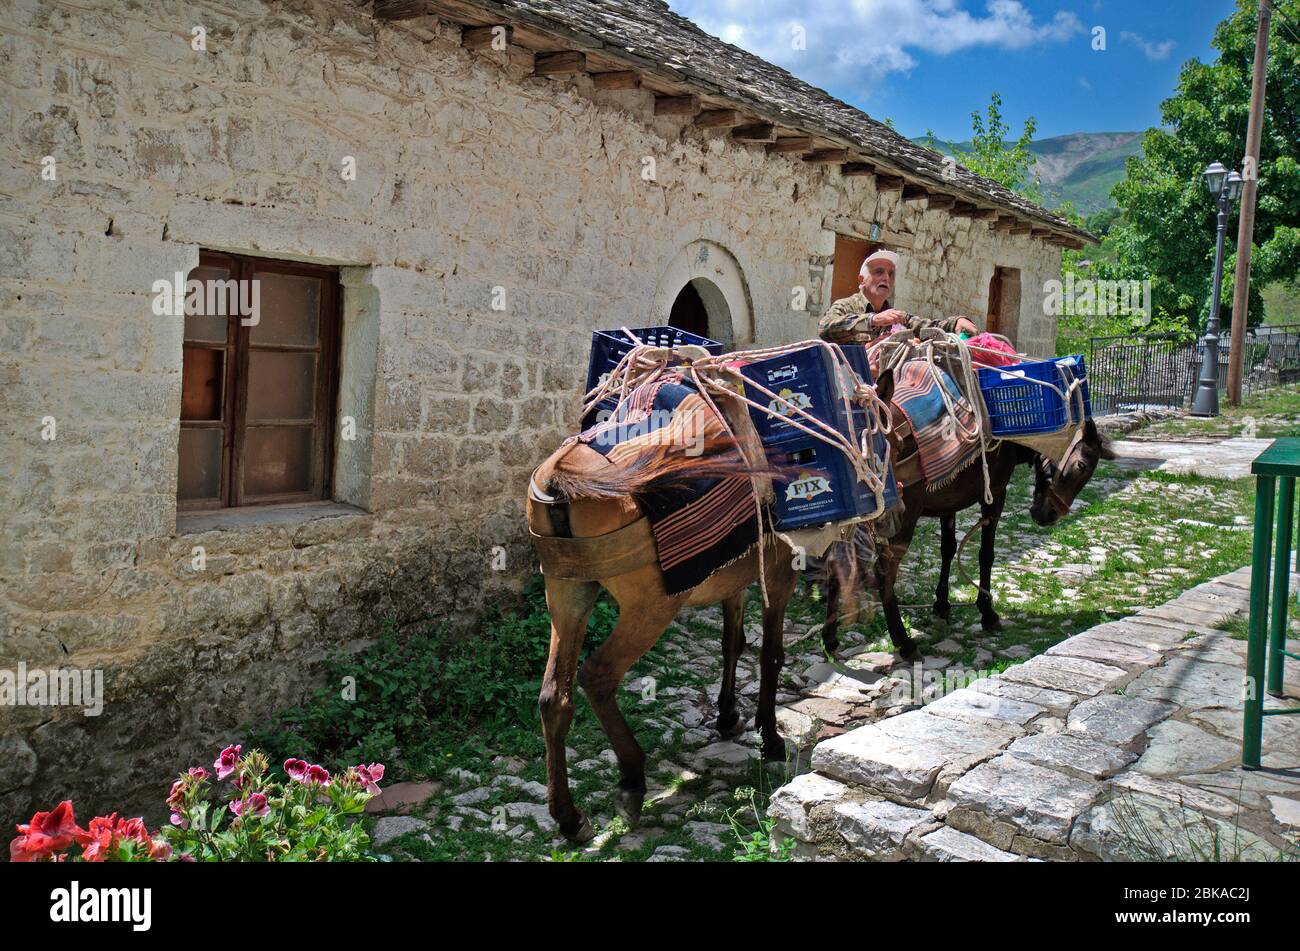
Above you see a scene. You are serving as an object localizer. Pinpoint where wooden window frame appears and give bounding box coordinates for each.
[178,251,342,512]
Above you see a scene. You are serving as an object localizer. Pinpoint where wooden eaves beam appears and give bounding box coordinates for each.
[462,25,511,50]
[696,109,742,128]
[804,148,849,164]
[655,94,700,116]
[374,0,429,18]
[732,123,776,142]
[534,51,586,76]
[590,70,640,89]
[766,136,812,153]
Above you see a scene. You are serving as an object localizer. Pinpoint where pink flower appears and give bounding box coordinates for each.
[169,811,189,830]
[353,763,385,795]
[187,767,209,782]
[230,793,270,820]
[214,744,242,781]
[305,765,331,786]
[283,758,309,783]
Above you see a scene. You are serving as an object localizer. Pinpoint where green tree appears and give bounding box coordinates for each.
[1106,0,1300,330]
[957,92,1041,199]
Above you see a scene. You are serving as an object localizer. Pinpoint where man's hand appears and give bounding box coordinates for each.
[870,308,908,329]
[952,316,979,336]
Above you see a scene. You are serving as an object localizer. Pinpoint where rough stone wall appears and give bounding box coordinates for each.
[0,0,1061,821]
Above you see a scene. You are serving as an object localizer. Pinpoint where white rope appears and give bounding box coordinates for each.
[582,332,896,607]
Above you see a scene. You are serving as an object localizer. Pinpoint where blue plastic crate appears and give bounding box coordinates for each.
[838,343,874,388]
[767,439,888,530]
[977,354,1092,437]
[741,345,867,446]
[584,326,723,398]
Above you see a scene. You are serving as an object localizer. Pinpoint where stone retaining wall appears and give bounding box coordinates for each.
[769,566,1300,861]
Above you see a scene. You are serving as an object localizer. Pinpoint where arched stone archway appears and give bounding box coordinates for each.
[652,240,753,348]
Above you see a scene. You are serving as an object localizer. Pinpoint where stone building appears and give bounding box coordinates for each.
[0,0,1094,820]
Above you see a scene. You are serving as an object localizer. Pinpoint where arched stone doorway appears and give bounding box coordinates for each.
[654,240,753,348]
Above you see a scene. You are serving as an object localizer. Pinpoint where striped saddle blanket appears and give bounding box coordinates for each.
[893,360,983,489]
[579,375,758,596]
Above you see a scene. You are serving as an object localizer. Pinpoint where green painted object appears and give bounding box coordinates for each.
[1250,437,1300,476]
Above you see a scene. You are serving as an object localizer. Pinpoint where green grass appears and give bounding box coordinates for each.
[1134,385,1300,441]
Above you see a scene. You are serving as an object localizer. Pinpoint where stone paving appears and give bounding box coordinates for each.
[768,564,1300,861]
[1109,435,1275,479]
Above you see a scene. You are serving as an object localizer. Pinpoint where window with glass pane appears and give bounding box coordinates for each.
[177,252,341,510]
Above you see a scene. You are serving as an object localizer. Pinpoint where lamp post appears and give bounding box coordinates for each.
[1190,161,1244,417]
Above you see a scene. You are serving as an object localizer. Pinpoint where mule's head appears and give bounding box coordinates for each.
[1029,419,1117,526]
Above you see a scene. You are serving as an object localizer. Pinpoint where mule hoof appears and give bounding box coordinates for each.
[896,639,921,662]
[981,615,1003,632]
[615,786,645,825]
[716,710,746,739]
[823,637,840,655]
[932,602,951,621]
[761,739,786,762]
[560,814,595,843]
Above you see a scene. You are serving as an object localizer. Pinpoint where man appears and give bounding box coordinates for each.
[819,249,977,344]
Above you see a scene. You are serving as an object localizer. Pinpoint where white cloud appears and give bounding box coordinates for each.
[1119,30,1175,61]
[668,0,1085,92]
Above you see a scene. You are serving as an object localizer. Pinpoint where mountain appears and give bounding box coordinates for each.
[910,131,1144,214]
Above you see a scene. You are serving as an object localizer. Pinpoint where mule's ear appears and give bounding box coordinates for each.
[1084,418,1118,460]
[875,368,894,405]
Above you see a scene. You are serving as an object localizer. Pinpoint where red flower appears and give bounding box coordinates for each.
[75,814,153,862]
[214,744,242,781]
[283,758,309,783]
[9,801,82,862]
[305,765,331,786]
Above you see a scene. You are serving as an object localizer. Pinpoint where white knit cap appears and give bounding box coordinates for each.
[860,249,899,276]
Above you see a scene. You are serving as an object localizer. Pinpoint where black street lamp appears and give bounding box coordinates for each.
[1190,161,1245,416]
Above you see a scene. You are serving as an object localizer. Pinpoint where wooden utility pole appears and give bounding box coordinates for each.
[1228,0,1273,404]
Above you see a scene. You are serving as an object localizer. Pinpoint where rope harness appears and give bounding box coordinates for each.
[579,327,1089,605]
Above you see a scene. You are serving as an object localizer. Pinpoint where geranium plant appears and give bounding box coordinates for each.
[9,745,384,862]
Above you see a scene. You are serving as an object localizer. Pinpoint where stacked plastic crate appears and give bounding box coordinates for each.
[740,345,895,530]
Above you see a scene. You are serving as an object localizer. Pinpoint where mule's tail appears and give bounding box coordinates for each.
[547,434,784,501]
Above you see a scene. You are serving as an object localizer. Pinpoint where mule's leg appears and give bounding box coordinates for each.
[933,514,957,620]
[976,489,1008,632]
[716,591,747,738]
[757,552,797,761]
[820,542,846,655]
[538,577,600,841]
[578,599,681,825]
[875,518,920,661]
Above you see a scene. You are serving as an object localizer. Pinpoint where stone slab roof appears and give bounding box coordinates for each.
[444,0,1096,244]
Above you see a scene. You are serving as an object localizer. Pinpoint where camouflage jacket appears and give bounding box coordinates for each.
[818,292,966,344]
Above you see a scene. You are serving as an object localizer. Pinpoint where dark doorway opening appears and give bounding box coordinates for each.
[669,281,709,338]
[831,234,884,303]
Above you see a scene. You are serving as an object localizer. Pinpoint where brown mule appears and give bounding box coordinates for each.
[527,372,896,841]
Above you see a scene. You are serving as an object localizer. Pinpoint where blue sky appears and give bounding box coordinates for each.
[666,0,1238,140]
